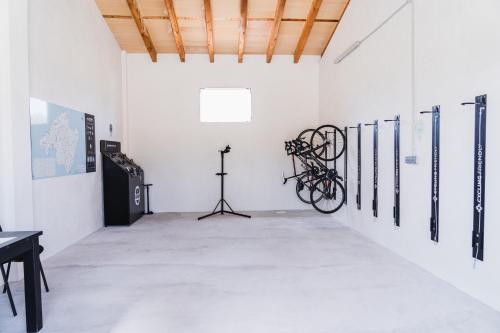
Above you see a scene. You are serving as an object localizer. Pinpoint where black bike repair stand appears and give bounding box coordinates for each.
[198,145,251,221]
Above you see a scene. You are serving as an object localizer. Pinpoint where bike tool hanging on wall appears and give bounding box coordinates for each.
[349,124,362,210]
[462,95,487,262]
[364,120,378,218]
[420,106,440,242]
[384,115,400,227]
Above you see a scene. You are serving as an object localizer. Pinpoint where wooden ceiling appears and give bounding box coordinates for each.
[95,0,350,63]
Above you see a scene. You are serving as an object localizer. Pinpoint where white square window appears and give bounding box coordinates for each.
[200,88,251,122]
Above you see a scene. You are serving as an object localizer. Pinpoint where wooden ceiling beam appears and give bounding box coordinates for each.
[266,0,287,63]
[264,18,338,23]
[321,0,351,56]
[125,0,157,62]
[293,0,323,63]
[102,15,339,24]
[204,0,215,63]
[163,0,186,62]
[238,0,248,63]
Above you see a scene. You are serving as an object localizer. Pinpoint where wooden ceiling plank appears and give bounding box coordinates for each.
[164,0,186,62]
[266,0,286,63]
[320,0,350,56]
[100,0,344,59]
[293,0,323,63]
[204,0,215,63]
[126,0,158,62]
[238,0,248,63]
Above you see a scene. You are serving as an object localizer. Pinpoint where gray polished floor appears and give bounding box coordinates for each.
[2,211,500,333]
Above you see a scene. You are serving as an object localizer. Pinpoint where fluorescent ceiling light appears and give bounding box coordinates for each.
[334,0,412,64]
[334,41,361,64]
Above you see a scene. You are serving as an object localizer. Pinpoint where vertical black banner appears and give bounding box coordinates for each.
[373,121,379,217]
[333,130,337,170]
[393,116,400,226]
[85,114,96,173]
[472,95,487,261]
[344,126,348,205]
[356,123,361,210]
[430,106,440,242]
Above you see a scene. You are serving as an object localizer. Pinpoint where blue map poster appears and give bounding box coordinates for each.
[30,98,94,179]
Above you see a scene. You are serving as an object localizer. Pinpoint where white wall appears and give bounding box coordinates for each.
[0,0,33,234]
[320,0,500,311]
[0,0,11,231]
[126,54,319,212]
[0,0,36,283]
[28,0,123,258]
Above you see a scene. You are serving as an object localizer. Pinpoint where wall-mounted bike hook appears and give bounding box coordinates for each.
[384,115,400,123]
[420,110,439,114]
[364,122,377,126]
[462,95,486,107]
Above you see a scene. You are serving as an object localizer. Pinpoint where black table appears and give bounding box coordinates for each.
[0,231,43,332]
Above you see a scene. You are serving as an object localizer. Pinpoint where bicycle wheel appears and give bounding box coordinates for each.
[310,125,346,162]
[296,174,322,204]
[297,129,324,169]
[297,128,325,149]
[310,178,345,214]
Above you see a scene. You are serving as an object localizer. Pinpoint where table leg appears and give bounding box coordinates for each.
[23,237,43,332]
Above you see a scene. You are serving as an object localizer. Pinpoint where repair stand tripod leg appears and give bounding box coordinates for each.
[224,211,251,218]
[222,199,251,218]
[197,210,222,220]
[198,195,251,220]
[198,199,223,220]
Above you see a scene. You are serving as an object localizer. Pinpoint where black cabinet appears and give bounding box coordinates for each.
[101,141,145,226]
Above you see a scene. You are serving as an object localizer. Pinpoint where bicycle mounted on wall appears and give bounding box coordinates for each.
[283,125,346,214]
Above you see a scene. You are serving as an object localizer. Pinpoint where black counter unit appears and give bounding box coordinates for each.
[101,140,145,226]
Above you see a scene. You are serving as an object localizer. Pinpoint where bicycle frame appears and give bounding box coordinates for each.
[285,137,343,185]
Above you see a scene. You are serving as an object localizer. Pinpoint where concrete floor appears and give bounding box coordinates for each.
[1,211,500,333]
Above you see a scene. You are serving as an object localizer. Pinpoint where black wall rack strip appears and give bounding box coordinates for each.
[85,113,96,173]
[365,120,378,217]
[421,106,440,242]
[384,115,400,227]
[462,95,487,261]
[344,126,348,205]
[349,124,362,210]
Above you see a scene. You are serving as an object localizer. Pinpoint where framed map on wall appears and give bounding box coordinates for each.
[29,98,96,179]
